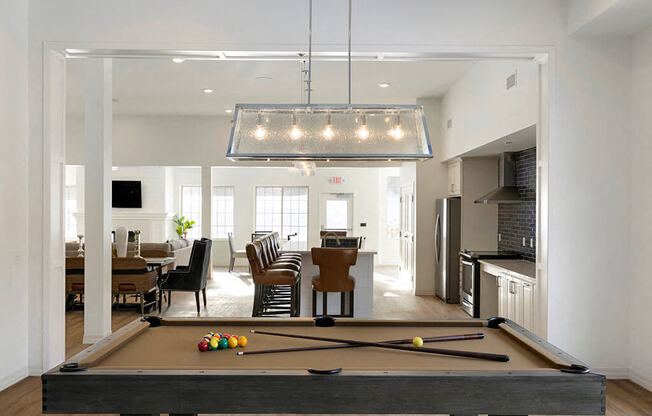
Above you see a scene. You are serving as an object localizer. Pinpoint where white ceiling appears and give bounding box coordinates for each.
[66,58,475,115]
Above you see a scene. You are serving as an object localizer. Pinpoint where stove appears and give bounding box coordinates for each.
[459,249,521,317]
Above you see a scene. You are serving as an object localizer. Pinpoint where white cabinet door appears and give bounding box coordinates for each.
[447,160,462,196]
[522,281,536,332]
[506,277,524,325]
[497,274,509,318]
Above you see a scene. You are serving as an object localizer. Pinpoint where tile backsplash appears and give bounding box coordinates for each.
[498,147,536,261]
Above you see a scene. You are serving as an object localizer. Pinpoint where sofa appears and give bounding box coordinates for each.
[65,239,193,268]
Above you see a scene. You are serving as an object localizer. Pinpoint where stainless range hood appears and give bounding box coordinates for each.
[474,152,522,204]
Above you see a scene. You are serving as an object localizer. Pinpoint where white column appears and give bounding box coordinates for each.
[83,59,113,344]
[201,166,213,277]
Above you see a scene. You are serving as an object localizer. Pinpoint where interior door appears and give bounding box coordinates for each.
[319,193,353,234]
[399,183,415,283]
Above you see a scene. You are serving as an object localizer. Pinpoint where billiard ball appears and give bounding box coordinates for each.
[209,337,220,350]
[222,333,230,339]
[238,336,248,347]
[227,337,238,348]
[218,338,229,349]
[412,337,423,347]
[198,341,209,352]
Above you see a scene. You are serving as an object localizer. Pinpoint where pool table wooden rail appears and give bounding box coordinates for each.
[42,317,606,416]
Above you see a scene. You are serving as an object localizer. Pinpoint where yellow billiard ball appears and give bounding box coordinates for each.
[238,336,248,347]
[228,337,238,348]
[412,337,423,347]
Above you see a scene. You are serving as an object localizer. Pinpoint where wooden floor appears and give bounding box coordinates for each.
[1,266,650,416]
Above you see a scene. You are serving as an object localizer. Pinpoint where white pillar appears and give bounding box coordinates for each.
[201,166,213,277]
[83,59,113,344]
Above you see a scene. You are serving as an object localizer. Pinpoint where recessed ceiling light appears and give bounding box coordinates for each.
[377,83,390,88]
[172,58,185,63]
[225,109,233,113]
[203,88,214,94]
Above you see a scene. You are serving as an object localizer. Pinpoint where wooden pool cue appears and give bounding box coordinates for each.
[238,333,484,356]
[247,330,509,362]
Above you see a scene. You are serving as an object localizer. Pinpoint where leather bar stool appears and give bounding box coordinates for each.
[260,237,300,271]
[311,247,357,317]
[272,232,301,260]
[246,241,300,317]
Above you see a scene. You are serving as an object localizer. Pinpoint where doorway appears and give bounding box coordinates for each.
[399,183,415,286]
[319,192,353,234]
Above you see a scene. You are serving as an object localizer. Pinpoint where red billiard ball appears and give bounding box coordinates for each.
[222,333,230,339]
[198,340,209,352]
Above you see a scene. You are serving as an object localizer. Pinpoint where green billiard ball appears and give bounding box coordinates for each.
[218,338,229,349]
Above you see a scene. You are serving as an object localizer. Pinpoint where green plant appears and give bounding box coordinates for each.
[172,215,195,238]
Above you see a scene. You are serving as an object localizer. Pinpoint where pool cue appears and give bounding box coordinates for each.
[237,333,484,356]
[248,330,509,362]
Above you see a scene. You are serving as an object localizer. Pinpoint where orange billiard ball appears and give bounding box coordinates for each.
[238,336,248,347]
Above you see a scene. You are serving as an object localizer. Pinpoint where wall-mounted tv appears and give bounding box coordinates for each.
[112,180,142,208]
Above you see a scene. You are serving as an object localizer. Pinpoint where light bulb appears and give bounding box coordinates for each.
[390,125,404,140]
[323,113,334,140]
[290,126,303,140]
[357,114,369,140]
[323,125,334,140]
[290,113,303,140]
[254,125,266,140]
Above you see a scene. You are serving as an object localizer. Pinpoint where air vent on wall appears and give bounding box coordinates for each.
[506,71,517,90]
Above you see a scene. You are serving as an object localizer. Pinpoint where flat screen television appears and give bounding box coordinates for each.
[112,180,142,208]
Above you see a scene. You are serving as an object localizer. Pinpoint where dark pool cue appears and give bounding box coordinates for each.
[238,333,485,356]
[248,330,509,362]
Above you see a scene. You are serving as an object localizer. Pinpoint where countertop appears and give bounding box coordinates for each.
[281,240,377,255]
[478,259,536,280]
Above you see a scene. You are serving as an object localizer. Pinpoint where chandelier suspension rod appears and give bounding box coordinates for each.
[348,0,352,106]
[307,0,313,105]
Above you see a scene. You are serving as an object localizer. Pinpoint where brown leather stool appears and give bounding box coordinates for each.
[311,247,357,317]
[247,241,300,317]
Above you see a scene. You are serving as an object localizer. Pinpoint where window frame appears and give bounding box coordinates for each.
[211,185,235,239]
[179,184,202,240]
[254,185,309,242]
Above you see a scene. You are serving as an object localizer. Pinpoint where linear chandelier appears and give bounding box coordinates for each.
[226,0,433,162]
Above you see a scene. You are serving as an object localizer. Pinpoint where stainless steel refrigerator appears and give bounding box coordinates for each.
[434,198,461,303]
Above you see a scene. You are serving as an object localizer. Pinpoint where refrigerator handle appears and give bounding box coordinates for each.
[434,214,441,264]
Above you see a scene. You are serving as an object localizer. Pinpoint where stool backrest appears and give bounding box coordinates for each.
[227,232,236,256]
[311,247,358,292]
[246,241,265,277]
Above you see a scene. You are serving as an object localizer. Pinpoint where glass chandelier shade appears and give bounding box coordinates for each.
[226,104,433,161]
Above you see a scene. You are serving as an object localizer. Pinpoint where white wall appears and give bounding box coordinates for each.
[440,60,539,161]
[629,24,652,390]
[21,0,649,382]
[212,166,399,266]
[0,0,29,390]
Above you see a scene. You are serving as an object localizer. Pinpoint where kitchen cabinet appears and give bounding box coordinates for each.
[447,160,462,196]
[481,262,536,332]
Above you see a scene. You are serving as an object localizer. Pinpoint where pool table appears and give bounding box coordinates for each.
[42,316,605,416]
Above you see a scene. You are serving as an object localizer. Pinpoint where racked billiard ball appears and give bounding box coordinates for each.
[198,341,209,352]
[238,336,248,347]
[218,338,229,349]
[227,337,238,348]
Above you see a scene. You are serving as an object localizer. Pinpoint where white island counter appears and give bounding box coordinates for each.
[281,240,377,318]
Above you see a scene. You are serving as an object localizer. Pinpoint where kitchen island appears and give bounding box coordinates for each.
[281,240,376,318]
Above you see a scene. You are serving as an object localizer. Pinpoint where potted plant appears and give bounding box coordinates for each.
[172,215,195,239]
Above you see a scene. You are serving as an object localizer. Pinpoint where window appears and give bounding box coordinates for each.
[256,186,308,241]
[180,185,202,239]
[64,186,78,241]
[211,186,234,238]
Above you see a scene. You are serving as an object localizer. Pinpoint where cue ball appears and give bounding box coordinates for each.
[238,336,248,347]
[218,338,229,349]
[228,337,238,348]
[412,337,423,347]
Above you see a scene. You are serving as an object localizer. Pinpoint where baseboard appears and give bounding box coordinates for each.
[594,367,629,379]
[0,367,28,392]
[629,369,652,392]
[414,290,435,296]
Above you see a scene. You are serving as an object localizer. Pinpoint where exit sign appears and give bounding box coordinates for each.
[330,177,343,184]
